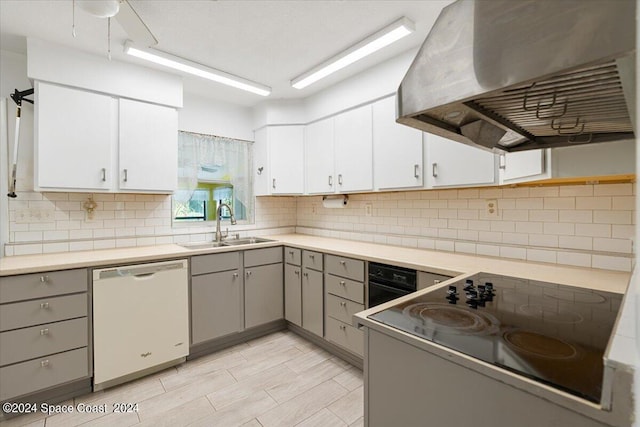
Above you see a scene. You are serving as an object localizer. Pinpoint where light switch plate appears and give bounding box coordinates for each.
[365,203,373,217]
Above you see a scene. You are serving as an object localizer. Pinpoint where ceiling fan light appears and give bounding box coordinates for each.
[77,0,120,18]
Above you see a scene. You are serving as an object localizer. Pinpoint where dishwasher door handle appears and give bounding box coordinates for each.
[133,272,156,279]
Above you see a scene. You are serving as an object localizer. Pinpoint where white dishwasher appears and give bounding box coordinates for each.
[93,259,189,390]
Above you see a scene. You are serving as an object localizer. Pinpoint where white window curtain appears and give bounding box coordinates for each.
[175,131,253,218]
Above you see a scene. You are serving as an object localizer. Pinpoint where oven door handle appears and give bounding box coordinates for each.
[369,281,414,296]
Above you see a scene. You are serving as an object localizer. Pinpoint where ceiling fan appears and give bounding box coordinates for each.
[74,0,157,56]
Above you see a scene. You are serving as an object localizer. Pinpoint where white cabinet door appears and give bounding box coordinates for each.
[334,105,373,192]
[499,150,548,184]
[253,128,270,196]
[373,96,423,190]
[305,118,335,194]
[35,82,115,191]
[269,126,304,195]
[426,134,496,188]
[119,99,178,192]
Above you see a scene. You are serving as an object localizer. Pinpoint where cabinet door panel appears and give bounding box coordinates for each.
[245,263,283,329]
[269,126,304,194]
[119,99,178,192]
[426,134,495,187]
[36,82,114,191]
[334,105,373,192]
[284,264,302,326]
[373,96,423,190]
[302,268,323,337]
[500,150,547,183]
[305,118,335,194]
[191,270,242,344]
[253,127,270,196]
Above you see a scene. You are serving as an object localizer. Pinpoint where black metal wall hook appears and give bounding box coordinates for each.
[9,88,34,107]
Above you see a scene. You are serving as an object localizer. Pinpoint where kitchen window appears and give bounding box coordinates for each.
[173,131,253,223]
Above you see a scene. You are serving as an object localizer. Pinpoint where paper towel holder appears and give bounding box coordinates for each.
[322,195,348,207]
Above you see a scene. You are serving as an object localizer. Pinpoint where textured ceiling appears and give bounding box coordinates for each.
[0,0,453,106]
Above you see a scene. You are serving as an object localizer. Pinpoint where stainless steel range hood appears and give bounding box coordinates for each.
[397,0,636,152]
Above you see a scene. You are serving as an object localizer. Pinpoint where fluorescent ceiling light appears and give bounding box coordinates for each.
[291,17,414,90]
[124,41,271,97]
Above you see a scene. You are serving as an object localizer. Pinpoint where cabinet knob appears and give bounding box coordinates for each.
[309,254,315,259]
[339,260,346,266]
[41,360,50,368]
[294,270,300,276]
[303,272,308,278]
[340,280,346,286]
[246,271,252,277]
[40,276,50,283]
[232,272,239,278]
[40,302,50,309]
[40,328,49,336]
[340,302,346,307]
[339,325,346,331]
[288,250,294,255]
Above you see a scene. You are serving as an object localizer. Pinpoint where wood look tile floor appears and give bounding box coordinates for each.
[1,331,364,427]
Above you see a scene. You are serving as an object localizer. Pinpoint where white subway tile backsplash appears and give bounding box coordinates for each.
[592,255,633,272]
[543,197,575,209]
[476,244,500,257]
[576,197,612,210]
[593,211,632,225]
[556,251,592,268]
[593,238,633,254]
[593,183,633,196]
[543,222,575,236]
[526,249,557,264]
[575,223,611,238]
[558,235,592,250]
[528,210,559,222]
[529,234,559,248]
[559,210,592,223]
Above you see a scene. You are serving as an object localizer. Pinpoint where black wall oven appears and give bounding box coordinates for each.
[368,262,417,308]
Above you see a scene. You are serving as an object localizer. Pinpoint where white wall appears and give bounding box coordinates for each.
[179,92,254,141]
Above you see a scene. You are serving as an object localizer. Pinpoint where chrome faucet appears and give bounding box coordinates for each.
[215,200,237,243]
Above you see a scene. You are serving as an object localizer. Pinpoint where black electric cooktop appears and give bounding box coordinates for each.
[368,272,623,403]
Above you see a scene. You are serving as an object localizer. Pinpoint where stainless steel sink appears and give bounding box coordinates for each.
[222,237,274,246]
[179,237,274,250]
[178,241,228,250]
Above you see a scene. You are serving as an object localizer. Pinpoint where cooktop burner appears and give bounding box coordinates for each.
[368,272,623,403]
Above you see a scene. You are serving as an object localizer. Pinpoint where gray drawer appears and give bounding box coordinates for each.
[244,247,283,267]
[0,347,88,401]
[0,269,87,304]
[0,293,87,332]
[325,317,363,357]
[0,317,88,367]
[284,247,301,266]
[325,255,364,282]
[191,251,240,275]
[326,294,364,325]
[325,273,364,304]
[302,250,323,271]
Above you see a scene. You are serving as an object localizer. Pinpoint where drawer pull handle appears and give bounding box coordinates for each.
[40,276,50,283]
[288,250,294,255]
[294,270,300,276]
[40,302,50,309]
[340,280,346,286]
[41,360,50,368]
[339,261,346,266]
[40,328,49,336]
[339,325,346,331]
[246,271,252,277]
[232,272,239,278]
[303,272,308,278]
[309,254,315,259]
[340,302,346,307]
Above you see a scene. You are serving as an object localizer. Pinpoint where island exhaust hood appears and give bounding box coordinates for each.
[397,0,636,152]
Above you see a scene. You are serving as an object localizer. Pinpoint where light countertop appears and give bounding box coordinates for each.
[0,234,631,295]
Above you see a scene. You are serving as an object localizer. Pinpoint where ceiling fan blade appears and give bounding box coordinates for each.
[115,0,158,47]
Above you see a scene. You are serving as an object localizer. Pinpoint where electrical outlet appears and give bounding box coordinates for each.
[365,203,373,217]
[485,199,499,218]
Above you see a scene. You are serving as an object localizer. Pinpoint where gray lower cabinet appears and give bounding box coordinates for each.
[191,269,242,344]
[190,252,242,345]
[302,267,323,336]
[0,269,90,402]
[325,254,365,356]
[284,264,302,326]
[245,262,284,329]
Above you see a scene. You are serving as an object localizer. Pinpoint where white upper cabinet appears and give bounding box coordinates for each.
[119,99,178,192]
[425,133,496,188]
[305,118,335,194]
[372,96,423,190]
[499,150,548,184]
[35,82,116,192]
[334,105,373,193]
[35,82,178,193]
[253,125,304,196]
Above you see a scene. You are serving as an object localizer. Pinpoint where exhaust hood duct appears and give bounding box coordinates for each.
[397,0,636,152]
